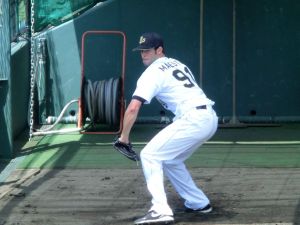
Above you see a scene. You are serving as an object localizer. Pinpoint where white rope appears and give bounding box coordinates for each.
[31,127,82,136]
[35,99,79,132]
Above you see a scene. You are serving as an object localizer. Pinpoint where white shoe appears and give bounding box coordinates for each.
[134,210,174,224]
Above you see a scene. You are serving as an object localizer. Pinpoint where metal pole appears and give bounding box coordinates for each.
[199,0,204,88]
[229,0,242,125]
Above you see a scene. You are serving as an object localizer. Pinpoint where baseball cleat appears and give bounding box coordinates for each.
[134,210,174,224]
[174,203,213,214]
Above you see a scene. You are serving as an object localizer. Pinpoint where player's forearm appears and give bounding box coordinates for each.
[119,100,142,143]
[119,110,138,142]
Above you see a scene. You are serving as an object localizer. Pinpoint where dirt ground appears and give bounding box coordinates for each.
[0,167,299,225]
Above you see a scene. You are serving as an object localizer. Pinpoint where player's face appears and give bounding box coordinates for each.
[140,48,159,66]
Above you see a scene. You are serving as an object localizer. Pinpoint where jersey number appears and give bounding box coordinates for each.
[172,67,196,88]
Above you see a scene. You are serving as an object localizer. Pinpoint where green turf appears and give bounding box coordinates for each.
[16,123,300,169]
[17,137,300,169]
[186,144,300,168]
[17,133,139,169]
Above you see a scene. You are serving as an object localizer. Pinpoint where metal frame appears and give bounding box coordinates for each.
[78,30,126,134]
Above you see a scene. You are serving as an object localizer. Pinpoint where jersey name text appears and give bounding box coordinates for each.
[158,61,179,72]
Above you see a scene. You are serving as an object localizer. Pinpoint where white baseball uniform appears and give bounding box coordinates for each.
[132,57,218,216]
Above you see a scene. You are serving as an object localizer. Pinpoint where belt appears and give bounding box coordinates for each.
[196,105,207,110]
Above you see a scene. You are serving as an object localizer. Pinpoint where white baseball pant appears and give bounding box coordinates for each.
[140,106,218,215]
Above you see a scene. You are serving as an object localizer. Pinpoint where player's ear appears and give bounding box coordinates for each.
[156,46,164,55]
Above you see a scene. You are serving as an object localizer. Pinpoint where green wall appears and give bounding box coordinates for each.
[11,41,31,138]
[0,0,12,159]
[236,0,300,120]
[0,81,11,158]
[0,41,30,159]
[203,0,233,117]
[38,0,202,121]
[35,0,300,123]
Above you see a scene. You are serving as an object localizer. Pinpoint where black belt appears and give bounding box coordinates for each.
[196,105,207,110]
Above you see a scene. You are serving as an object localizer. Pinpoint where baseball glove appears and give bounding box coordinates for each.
[113,139,140,162]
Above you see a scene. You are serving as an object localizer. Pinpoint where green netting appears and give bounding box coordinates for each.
[33,0,105,32]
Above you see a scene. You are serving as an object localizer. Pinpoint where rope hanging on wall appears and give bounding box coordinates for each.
[83,77,122,126]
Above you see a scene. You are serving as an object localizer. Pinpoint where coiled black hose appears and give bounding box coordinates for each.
[83,77,122,126]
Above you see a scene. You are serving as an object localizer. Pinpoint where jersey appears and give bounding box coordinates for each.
[132,57,215,119]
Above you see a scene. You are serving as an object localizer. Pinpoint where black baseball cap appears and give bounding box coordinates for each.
[133,32,164,51]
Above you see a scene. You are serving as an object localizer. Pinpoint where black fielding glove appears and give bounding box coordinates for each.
[113,138,140,162]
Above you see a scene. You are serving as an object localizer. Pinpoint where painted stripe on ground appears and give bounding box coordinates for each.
[211,224,293,225]
[81,141,300,146]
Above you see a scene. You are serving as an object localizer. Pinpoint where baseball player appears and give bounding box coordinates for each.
[117,32,218,224]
